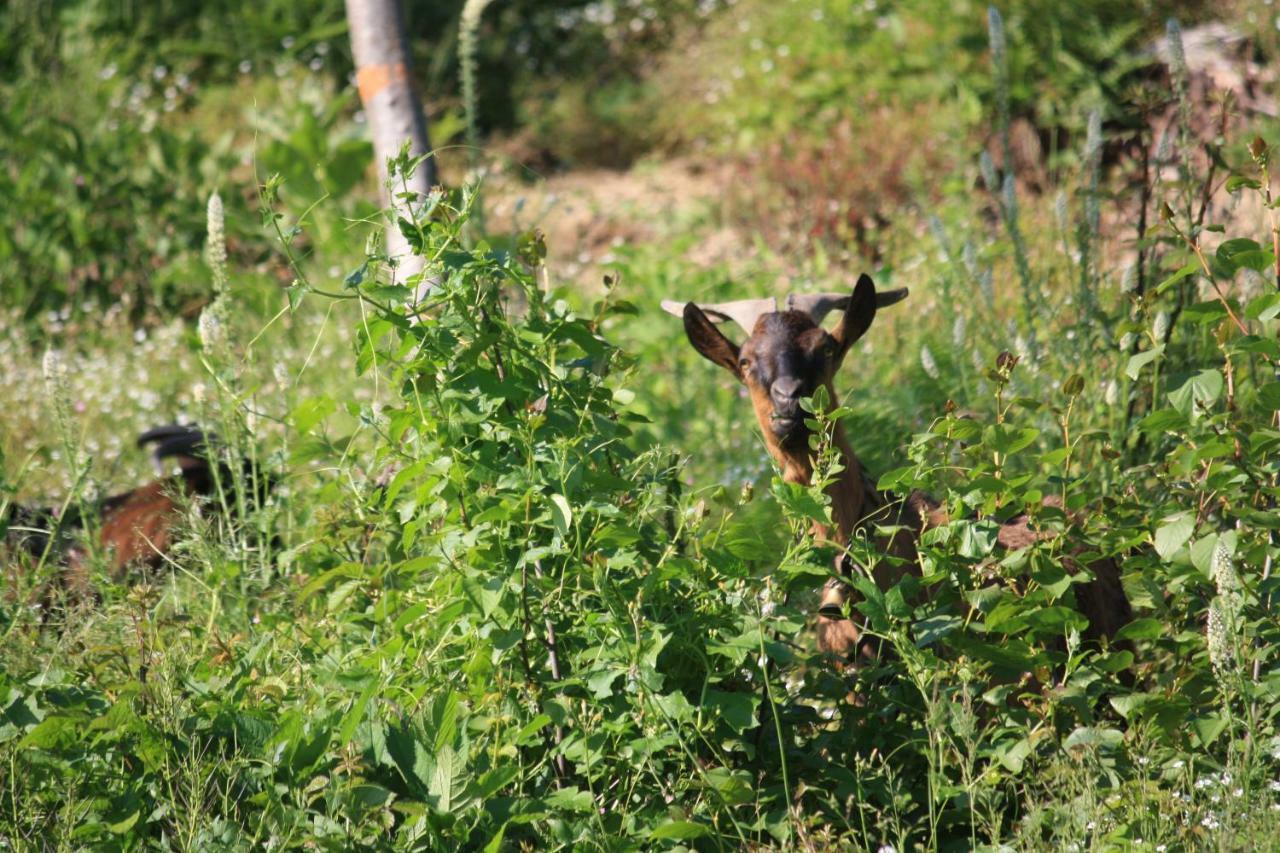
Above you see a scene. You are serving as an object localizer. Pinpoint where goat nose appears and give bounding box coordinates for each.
[771,377,803,406]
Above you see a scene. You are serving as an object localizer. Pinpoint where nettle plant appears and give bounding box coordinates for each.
[278,160,913,845]
[800,132,1280,845]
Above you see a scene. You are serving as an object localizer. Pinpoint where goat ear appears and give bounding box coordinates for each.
[831,274,878,356]
[683,302,742,378]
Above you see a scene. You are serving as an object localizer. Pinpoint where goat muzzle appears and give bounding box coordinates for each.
[818,577,851,619]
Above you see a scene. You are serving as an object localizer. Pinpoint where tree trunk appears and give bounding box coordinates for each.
[345,0,436,287]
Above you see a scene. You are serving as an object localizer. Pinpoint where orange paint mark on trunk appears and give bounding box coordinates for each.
[356,62,410,104]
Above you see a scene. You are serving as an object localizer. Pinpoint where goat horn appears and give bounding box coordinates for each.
[660,297,778,335]
[785,288,910,324]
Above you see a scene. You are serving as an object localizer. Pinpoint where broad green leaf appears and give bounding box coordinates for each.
[1153,513,1195,560]
[705,690,759,733]
[651,820,712,840]
[913,615,962,647]
[549,494,573,536]
[1167,369,1222,420]
[1114,618,1163,642]
[1064,726,1124,752]
[1125,345,1165,379]
[1153,261,1197,294]
[1190,715,1229,747]
[429,743,461,813]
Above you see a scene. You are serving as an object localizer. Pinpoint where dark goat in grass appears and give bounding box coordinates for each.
[664,275,1132,666]
[4,424,271,595]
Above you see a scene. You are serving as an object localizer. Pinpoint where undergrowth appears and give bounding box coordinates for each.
[4,3,1280,850]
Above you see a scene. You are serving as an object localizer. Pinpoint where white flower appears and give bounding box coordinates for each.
[920,345,940,379]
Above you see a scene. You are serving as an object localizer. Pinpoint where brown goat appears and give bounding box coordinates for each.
[4,425,267,600]
[664,275,1132,664]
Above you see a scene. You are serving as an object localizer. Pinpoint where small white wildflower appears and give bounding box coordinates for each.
[1014,334,1032,364]
[152,65,167,80]
[198,306,226,354]
[1103,379,1119,406]
[1269,780,1280,792]
[281,35,295,49]
[238,60,252,74]
[978,269,994,304]
[206,191,228,294]
[1195,776,1215,790]
[920,345,940,379]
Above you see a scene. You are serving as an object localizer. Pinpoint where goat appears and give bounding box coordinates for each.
[663,274,1132,664]
[3,424,268,598]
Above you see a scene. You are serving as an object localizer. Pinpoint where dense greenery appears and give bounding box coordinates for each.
[5,0,1280,848]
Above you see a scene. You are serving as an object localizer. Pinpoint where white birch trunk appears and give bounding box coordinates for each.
[346,0,436,288]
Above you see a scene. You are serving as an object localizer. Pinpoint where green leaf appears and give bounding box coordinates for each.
[1226,175,1262,193]
[993,737,1031,773]
[705,690,759,733]
[1246,293,1280,322]
[545,786,595,812]
[1125,345,1164,379]
[1154,513,1196,560]
[290,396,336,435]
[1216,237,1274,274]
[1167,369,1222,420]
[1154,261,1198,294]
[1190,715,1229,747]
[429,743,462,813]
[1115,618,1163,642]
[703,767,754,805]
[651,820,712,840]
[106,810,140,835]
[913,615,962,647]
[1064,726,1124,753]
[548,494,573,536]
[1260,382,1280,410]
[984,425,1040,455]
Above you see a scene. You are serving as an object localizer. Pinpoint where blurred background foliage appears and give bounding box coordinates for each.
[5,0,1271,320]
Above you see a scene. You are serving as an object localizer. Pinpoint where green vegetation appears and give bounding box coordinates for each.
[5,0,1280,848]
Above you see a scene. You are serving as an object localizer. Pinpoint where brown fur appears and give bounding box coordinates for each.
[677,276,1132,667]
